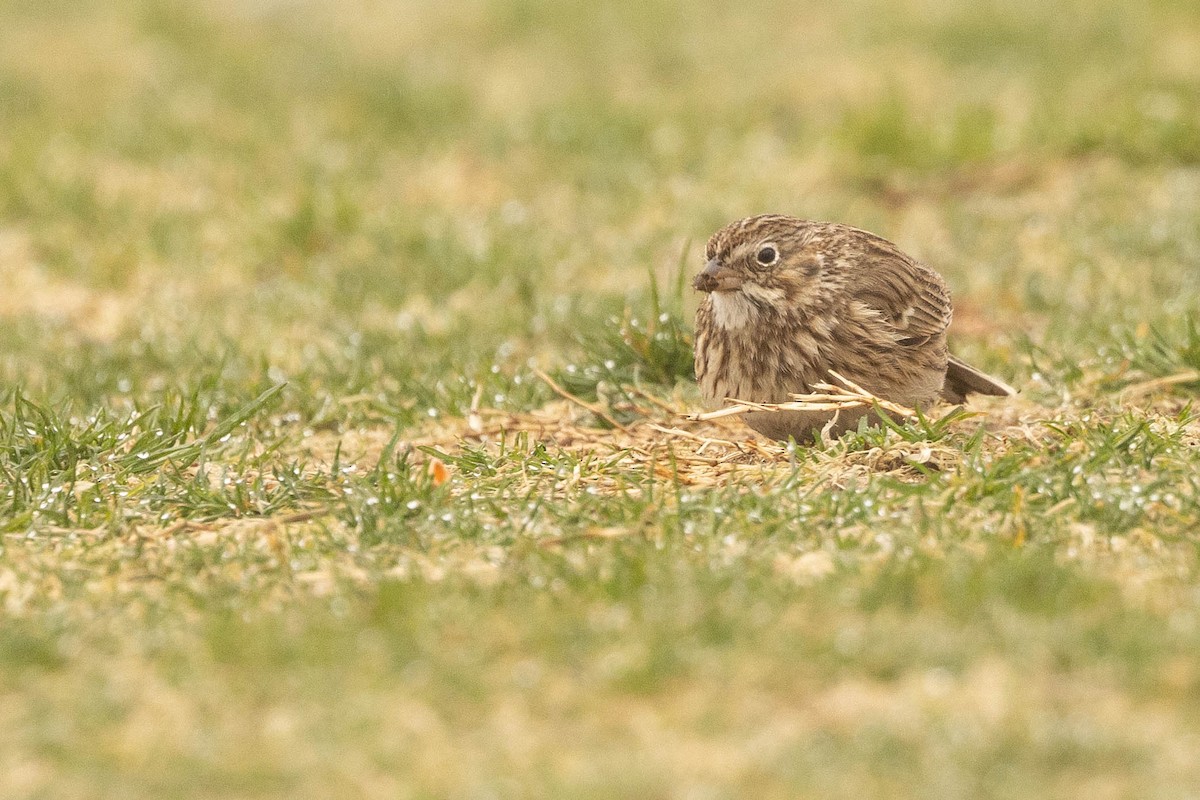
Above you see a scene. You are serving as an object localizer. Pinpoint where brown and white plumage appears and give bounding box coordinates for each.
[692,215,1014,440]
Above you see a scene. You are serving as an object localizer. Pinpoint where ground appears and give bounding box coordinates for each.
[3,0,1200,797]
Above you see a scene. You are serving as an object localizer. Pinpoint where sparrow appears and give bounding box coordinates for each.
[693,214,1014,440]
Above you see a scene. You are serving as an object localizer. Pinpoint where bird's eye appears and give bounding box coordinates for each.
[756,246,778,266]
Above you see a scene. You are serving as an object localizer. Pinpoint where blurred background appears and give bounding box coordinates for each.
[2,0,1198,382]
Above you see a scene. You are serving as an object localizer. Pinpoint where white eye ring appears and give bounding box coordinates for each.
[755,244,778,266]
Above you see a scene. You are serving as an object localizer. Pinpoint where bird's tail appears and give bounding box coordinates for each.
[941,355,1016,403]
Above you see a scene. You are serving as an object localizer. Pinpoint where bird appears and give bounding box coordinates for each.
[692,214,1014,441]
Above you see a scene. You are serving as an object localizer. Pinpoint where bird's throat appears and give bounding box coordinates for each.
[709,285,786,331]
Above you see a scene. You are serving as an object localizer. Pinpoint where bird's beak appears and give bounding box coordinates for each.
[692,259,743,293]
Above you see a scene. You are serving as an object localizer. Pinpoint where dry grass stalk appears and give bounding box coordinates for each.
[1119,370,1200,400]
[686,370,917,422]
[531,366,631,432]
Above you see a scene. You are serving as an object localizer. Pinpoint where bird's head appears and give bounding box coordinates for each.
[692,215,825,321]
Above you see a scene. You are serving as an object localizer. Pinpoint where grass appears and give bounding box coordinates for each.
[2,0,1200,797]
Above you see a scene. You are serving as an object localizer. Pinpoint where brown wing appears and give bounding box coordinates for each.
[843,231,953,347]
